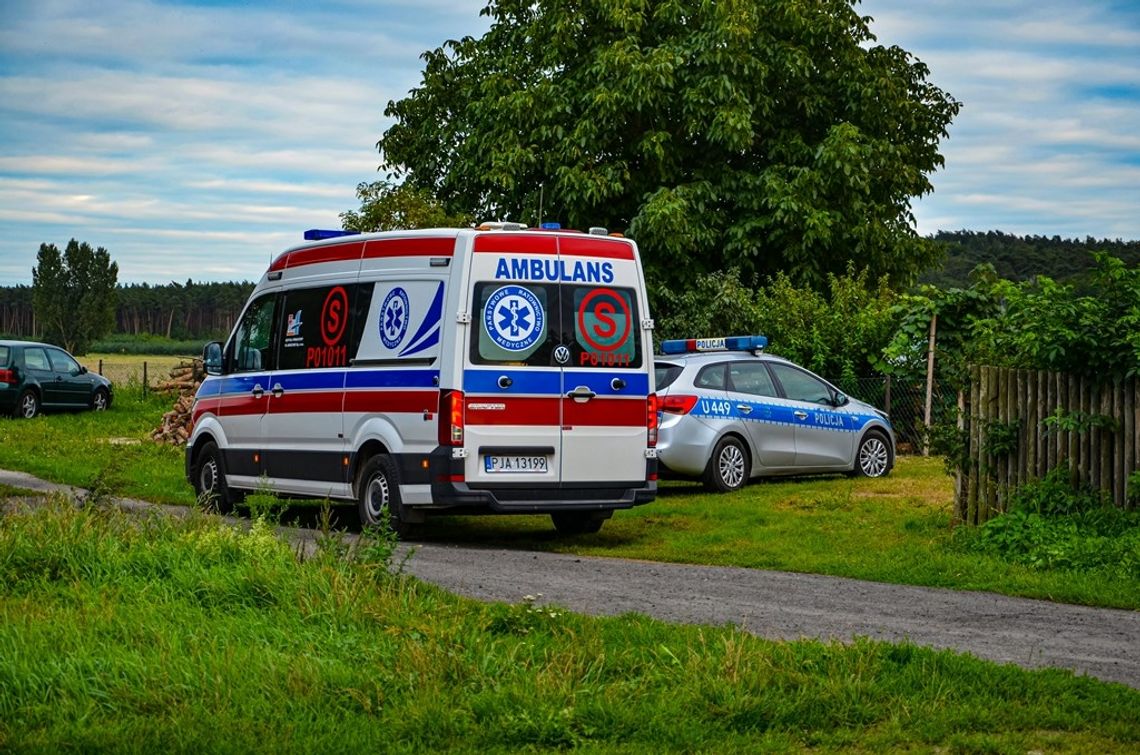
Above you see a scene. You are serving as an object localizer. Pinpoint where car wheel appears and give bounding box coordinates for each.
[551,511,606,536]
[91,387,110,411]
[855,431,892,478]
[703,435,749,493]
[14,390,39,419]
[356,454,411,536]
[194,442,235,514]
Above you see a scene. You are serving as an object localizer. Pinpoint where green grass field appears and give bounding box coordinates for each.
[0,387,1136,610]
[2,497,1136,752]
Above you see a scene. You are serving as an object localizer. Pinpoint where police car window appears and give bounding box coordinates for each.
[570,285,641,369]
[24,347,50,371]
[655,363,682,390]
[277,284,371,371]
[694,363,727,390]
[728,362,777,397]
[231,294,277,373]
[472,282,553,365]
[769,363,832,404]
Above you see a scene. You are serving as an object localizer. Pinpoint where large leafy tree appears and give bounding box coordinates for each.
[380,0,961,291]
[340,180,474,232]
[32,239,119,354]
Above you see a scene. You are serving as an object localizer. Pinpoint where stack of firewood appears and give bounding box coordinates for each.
[151,358,205,445]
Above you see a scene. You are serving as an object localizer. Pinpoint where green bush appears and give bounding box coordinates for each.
[959,468,1140,578]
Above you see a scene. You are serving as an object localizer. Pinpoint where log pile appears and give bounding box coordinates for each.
[151,358,205,445]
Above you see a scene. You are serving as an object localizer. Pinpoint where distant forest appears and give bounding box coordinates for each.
[2,230,1137,341]
[922,230,1140,288]
[0,280,254,341]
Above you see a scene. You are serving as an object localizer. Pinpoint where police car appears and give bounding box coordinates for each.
[655,336,895,491]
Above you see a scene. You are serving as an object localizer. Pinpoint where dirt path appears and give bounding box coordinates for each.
[3,468,1137,689]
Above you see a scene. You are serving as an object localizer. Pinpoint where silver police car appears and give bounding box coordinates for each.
[655,336,895,492]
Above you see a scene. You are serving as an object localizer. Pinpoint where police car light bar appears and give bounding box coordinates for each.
[304,229,361,241]
[661,335,769,355]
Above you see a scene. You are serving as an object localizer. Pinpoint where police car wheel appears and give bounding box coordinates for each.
[194,442,235,515]
[357,454,411,537]
[855,431,892,478]
[704,436,749,493]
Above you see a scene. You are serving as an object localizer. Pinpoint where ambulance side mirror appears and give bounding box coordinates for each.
[203,341,223,376]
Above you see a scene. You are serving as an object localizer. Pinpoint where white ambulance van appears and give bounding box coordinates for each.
[186,224,658,535]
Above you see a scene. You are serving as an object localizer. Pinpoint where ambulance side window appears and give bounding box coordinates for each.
[231,294,277,373]
[277,284,368,371]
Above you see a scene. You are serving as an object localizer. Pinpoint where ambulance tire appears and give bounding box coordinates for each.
[194,442,236,515]
[551,512,605,536]
[357,454,412,537]
[703,435,749,493]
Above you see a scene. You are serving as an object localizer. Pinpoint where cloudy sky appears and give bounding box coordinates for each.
[0,0,1137,286]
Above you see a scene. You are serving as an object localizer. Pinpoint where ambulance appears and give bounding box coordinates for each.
[186,223,658,535]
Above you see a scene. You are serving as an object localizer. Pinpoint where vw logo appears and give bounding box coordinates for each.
[553,345,571,364]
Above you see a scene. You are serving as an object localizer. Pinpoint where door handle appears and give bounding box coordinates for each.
[794,410,808,420]
[271,383,284,398]
[736,404,752,414]
[566,385,597,402]
[251,383,265,399]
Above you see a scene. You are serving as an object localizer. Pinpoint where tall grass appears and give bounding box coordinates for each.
[2,497,1136,752]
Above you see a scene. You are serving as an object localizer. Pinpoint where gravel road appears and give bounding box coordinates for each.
[3,468,1137,689]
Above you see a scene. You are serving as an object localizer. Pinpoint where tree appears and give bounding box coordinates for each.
[340,180,473,232]
[379,0,961,292]
[32,239,119,354]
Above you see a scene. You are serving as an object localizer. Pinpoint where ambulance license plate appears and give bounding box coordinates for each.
[484,455,549,473]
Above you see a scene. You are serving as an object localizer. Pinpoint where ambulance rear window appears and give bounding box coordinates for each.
[470,281,642,369]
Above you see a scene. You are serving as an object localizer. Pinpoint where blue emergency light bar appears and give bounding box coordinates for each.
[661,335,769,355]
[303,229,361,241]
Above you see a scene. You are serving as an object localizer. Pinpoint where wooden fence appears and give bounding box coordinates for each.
[958,366,1139,524]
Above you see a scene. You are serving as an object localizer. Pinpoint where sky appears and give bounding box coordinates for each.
[0,0,1137,286]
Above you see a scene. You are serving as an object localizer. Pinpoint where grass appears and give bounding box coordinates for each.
[1,497,1136,753]
[0,386,1137,609]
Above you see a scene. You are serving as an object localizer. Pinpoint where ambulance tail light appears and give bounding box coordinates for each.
[438,390,465,446]
[647,393,658,447]
[660,394,698,415]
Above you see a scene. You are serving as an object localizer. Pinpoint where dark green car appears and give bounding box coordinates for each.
[0,340,113,419]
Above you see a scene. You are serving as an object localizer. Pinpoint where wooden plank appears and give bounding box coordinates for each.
[1079,375,1091,490]
[1098,380,1108,499]
[1026,369,1038,482]
[1085,380,1094,494]
[955,388,966,520]
[968,365,981,524]
[1114,380,1125,508]
[1127,379,1137,508]
[1017,369,1028,488]
[1067,372,1079,487]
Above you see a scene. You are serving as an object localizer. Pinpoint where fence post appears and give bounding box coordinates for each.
[143,361,148,398]
[98,359,103,376]
[923,314,937,456]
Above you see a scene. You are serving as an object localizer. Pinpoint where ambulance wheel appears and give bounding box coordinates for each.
[194,442,235,515]
[703,435,749,493]
[551,512,605,536]
[357,454,412,537]
[854,430,893,478]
